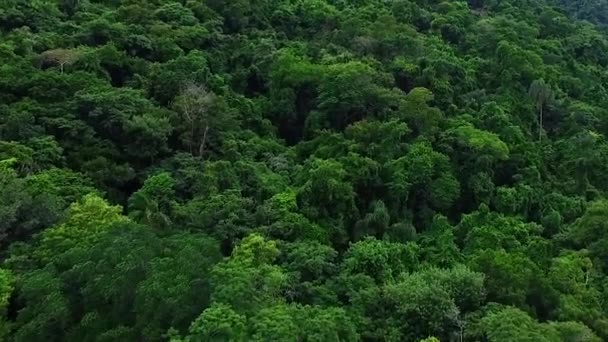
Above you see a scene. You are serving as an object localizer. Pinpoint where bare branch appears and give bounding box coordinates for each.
[174,83,217,157]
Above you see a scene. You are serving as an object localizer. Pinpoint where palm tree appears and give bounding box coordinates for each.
[128,192,171,230]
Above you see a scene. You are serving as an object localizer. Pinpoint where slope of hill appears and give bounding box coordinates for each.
[1,0,608,341]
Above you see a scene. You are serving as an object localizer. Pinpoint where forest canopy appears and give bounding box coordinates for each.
[2,0,608,341]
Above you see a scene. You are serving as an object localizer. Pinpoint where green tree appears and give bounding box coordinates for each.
[249,304,298,341]
[0,268,12,340]
[341,237,419,284]
[210,234,286,315]
[134,233,221,340]
[401,87,443,137]
[35,193,130,264]
[0,164,63,248]
[12,268,70,342]
[473,305,559,341]
[375,266,484,341]
[278,240,338,305]
[291,305,359,342]
[128,172,176,229]
[179,303,246,342]
[296,158,356,244]
[569,200,608,272]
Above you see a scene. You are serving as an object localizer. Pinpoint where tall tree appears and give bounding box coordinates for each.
[528,79,554,142]
[173,83,234,158]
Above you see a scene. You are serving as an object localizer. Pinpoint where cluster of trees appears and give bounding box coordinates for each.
[549,0,608,28]
[2,0,608,340]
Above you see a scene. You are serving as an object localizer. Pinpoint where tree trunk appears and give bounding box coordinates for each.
[538,104,543,142]
[199,125,209,158]
[190,124,195,156]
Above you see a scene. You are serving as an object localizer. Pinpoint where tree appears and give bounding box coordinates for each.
[375,266,484,341]
[209,234,286,315]
[134,233,221,340]
[528,79,554,142]
[385,142,459,221]
[12,268,70,342]
[34,193,130,264]
[39,49,81,73]
[57,223,161,342]
[290,305,359,342]
[419,338,440,342]
[173,84,216,157]
[469,305,599,341]
[128,172,176,229]
[59,0,79,16]
[296,158,356,245]
[401,87,443,137]
[256,191,329,243]
[419,216,462,268]
[468,250,539,307]
[0,164,62,248]
[556,130,608,193]
[176,303,359,342]
[249,304,299,341]
[316,61,396,130]
[473,305,558,341]
[75,86,173,163]
[344,119,410,162]
[567,200,608,278]
[0,268,12,340]
[546,251,606,334]
[12,222,221,342]
[173,83,236,158]
[25,167,98,209]
[445,123,510,162]
[546,321,601,342]
[178,303,246,342]
[353,200,390,240]
[278,240,338,304]
[175,191,257,250]
[341,237,419,284]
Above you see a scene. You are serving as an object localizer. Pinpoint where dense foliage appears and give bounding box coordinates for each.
[549,0,608,27]
[2,0,608,340]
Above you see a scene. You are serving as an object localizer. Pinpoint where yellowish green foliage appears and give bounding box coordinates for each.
[0,268,13,339]
[35,194,130,262]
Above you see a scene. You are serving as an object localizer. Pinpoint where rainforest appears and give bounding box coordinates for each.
[2,0,608,341]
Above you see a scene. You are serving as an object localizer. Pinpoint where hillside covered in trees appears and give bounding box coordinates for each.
[2,0,608,341]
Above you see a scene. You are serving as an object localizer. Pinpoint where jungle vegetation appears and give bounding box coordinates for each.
[1,0,608,341]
